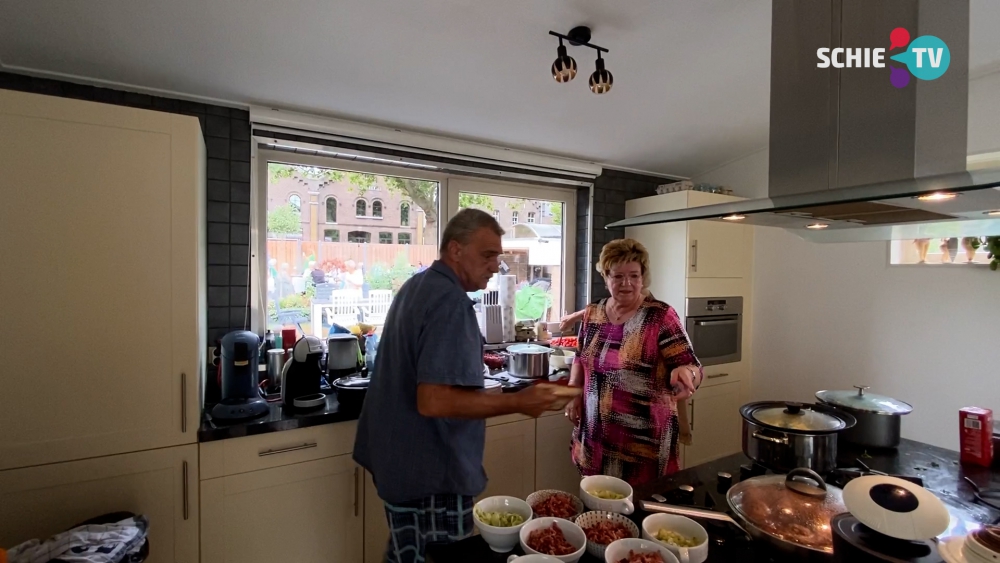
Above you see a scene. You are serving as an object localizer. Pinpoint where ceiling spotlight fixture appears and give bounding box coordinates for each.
[987,210,1000,216]
[548,27,612,94]
[806,223,830,230]
[916,192,959,202]
[722,214,746,221]
[551,38,577,82]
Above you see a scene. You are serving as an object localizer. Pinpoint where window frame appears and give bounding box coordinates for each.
[323,228,340,242]
[355,198,367,217]
[372,199,384,219]
[511,210,519,224]
[325,196,337,224]
[288,193,302,212]
[527,211,536,223]
[398,232,412,245]
[348,230,371,243]
[400,202,410,226]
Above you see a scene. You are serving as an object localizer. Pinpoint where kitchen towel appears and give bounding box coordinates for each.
[501,306,516,342]
[8,514,149,563]
[498,275,517,308]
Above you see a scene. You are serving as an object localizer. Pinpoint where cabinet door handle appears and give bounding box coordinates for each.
[258,442,318,457]
[706,373,729,379]
[181,372,187,433]
[353,467,360,517]
[690,400,695,431]
[690,241,698,272]
[182,461,190,520]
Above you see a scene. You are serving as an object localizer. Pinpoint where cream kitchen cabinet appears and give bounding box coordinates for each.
[681,381,743,468]
[534,412,580,494]
[364,470,390,563]
[0,445,199,563]
[480,418,536,500]
[201,453,363,563]
[0,90,205,470]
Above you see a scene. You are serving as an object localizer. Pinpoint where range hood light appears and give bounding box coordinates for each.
[916,192,960,202]
[722,214,746,221]
[806,223,830,230]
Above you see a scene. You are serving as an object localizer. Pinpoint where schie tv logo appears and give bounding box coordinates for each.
[816,27,950,88]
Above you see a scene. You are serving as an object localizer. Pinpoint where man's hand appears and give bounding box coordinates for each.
[514,384,562,418]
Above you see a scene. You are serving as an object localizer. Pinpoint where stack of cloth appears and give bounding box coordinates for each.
[7,514,149,563]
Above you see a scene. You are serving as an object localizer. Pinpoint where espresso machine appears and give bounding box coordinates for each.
[280,335,327,409]
[211,330,269,420]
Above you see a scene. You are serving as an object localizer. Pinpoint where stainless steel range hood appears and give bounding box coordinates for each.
[609,0,1000,241]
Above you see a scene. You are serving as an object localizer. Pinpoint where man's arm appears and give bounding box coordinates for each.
[417,383,558,419]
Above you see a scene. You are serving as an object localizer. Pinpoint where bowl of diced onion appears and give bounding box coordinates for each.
[474,496,534,553]
[641,514,708,563]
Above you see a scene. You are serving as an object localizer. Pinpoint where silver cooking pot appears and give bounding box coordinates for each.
[741,401,856,474]
[503,343,553,378]
[815,386,912,449]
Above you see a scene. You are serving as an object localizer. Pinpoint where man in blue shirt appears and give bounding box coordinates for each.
[353,208,561,563]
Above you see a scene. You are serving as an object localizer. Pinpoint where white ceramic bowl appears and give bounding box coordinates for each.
[519,517,587,563]
[506,555,562,563]
[576,511,640,560]
[551,355,570,370]
[527,490,585,521]
[964,530,1000,563]
[604,538,679,563]
[641,513,709,563]
[474,496,533,553]
[580,475,635,515]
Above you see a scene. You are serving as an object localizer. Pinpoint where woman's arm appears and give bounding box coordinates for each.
[657,306,703,398]
[559,309,585,333]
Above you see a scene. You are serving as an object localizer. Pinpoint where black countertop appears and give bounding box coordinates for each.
[426,439,1000,563]
[198,393,362,442]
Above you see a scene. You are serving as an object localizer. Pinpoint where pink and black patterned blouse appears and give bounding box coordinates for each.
[571,296,702,486]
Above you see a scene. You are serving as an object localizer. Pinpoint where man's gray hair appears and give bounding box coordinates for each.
[439,208,505,254]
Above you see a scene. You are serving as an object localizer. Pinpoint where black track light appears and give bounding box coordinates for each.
[551,39,578,83]
[589,52,613,94]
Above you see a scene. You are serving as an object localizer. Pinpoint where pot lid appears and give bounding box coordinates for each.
[816,386,913,415]
[842,476,949,541]
[830,513,943,562]
[506,343,553,355]
[727,468,847,552]
[748,401,848,432]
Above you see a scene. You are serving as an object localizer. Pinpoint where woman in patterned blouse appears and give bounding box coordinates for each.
[565,238,703,486]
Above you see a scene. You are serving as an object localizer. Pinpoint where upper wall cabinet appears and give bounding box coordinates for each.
[0,91,206,470]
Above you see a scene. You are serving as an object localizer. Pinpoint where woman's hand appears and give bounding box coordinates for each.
[669,365,700,400]
[559,310,585,333]
[565,395,583,425]
[679,429,693,446]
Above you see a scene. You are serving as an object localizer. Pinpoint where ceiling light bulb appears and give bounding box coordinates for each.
[551,41,577,83]
[589,53,613,94]
[916,192,958,202]
[806,223,829,230]
[722,214,746,221]
[986,210,1000,216]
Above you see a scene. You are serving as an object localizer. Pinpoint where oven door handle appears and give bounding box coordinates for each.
[693,319,739,327]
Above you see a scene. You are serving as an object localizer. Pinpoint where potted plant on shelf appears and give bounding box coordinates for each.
[985,236,1000,271]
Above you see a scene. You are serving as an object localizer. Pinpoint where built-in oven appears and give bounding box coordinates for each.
[685,297,742,366]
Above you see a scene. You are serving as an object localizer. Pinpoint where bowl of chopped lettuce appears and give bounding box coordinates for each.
[475,496,534,552]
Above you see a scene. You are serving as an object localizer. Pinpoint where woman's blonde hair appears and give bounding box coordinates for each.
[596,238,650,286]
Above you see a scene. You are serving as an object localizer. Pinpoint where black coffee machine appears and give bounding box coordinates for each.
[280,335,327,409]
[211,330,269,420]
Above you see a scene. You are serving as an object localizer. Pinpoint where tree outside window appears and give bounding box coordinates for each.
[289,194,301,212]
[373,200,383,218]
[325,197,337,223]
[379,232,392,244]
[398,233,411,245]
[356,199,367,217]
[400,203,410,226]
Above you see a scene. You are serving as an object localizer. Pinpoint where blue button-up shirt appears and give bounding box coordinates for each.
[353,260,487,504]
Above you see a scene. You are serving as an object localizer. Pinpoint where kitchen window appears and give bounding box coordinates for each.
[372,200,383,218]
[890,237,995,266]
[253,150,576,334]
[325,197,337,223]
[511,211,519,225]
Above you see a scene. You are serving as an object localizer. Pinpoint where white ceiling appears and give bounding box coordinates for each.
[1,0,998,177]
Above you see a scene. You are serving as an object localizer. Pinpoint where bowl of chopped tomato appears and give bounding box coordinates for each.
[526,490,584,522]
[603,538,678,563]
[519,517,587,562]
[576,511,639,559]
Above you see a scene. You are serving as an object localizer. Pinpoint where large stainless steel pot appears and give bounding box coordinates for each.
[741,401,856,474]
[504,344,553,378]
[727,468,847,561]
[816,386,912,449]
